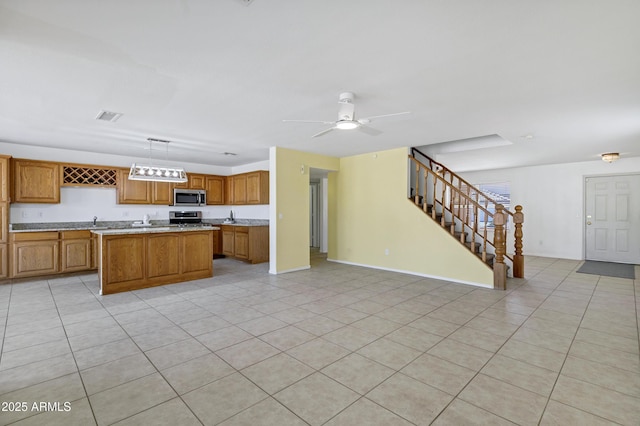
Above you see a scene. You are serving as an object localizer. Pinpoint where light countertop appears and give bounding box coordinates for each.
[90,225,219,236]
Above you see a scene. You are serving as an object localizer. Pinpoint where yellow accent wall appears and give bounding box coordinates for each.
[271,146,492,287]
[271,147,339,273]
[332,148,493,287]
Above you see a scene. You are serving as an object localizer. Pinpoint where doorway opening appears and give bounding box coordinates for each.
[309,168,330,257]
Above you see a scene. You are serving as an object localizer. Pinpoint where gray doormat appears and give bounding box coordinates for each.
[577,261,636,279]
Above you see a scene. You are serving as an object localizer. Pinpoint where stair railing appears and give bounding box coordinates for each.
[409,148,524,285]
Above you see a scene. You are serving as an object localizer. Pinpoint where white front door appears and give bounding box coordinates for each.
[585,174,640,264]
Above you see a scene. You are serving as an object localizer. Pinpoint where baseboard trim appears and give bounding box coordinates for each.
[326,258,493,289]
[269,265,311,275]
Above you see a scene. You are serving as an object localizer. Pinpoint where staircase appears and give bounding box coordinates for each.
[409,148,524,289]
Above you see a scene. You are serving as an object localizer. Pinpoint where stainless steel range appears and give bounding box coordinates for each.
[169,210,203,226]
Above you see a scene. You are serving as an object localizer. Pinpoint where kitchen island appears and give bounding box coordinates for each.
[91,226,217,295]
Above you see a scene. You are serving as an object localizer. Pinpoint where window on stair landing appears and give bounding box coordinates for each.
[474,182,511,229]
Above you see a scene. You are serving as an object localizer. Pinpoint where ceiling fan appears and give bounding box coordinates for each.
[283,92,410,138]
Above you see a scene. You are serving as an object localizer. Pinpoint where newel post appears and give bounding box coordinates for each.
[513,205,524,278]
[493,204,507,290]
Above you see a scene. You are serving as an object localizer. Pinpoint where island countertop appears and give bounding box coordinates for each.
[90,225,219,236]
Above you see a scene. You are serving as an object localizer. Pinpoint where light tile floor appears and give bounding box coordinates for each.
[0,254,638,425]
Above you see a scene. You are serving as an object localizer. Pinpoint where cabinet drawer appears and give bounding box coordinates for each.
[11,231,59,242]
[61,230,91,239]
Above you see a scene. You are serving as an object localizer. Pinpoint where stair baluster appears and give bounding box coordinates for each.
[409,148,525,287]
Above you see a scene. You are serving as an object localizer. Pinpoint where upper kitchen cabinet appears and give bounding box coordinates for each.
[151,181,173,205]
[11,159,60,203]
[117,168,151,204]
[117,169,173,205]
[174,173,206,190]
[226,171,269,205]
[205,176,225,205]
[0,155,10,202]
[246,171,269,204]
[230,174,247,205]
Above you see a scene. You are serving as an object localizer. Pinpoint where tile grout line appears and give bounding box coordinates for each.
[428,257,582,425]
[535,266,602,425]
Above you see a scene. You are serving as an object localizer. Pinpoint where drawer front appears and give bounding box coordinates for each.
[11,231,59,242]
[61,230,91,239]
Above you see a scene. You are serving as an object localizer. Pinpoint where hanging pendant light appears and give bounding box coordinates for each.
[129,138,188,183]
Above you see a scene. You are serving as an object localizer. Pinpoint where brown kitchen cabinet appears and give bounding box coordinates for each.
[221,226,235,256]
[0,155,9,279]
[11,231,60,278]
[174,173,206,190]
[226,171,269,205]
[11,159,60,203]
[234,227,249,259]
[205,176,225,205]
[97,230,213,295]
[117,169,173,205]
[61,230,92,273]
[151,181,173,205]
[220,225,268,264]
[117,169,151,204]
[230,174,247,205]
[0,243,8,279]
[0,202,8,245]
[246,171,269,204]
[91,235,98,269]
[212,229,222,255]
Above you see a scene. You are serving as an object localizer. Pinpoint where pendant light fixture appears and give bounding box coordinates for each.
[128,138,188,183]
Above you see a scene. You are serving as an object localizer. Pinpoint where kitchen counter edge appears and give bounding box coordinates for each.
[90,226,220,236]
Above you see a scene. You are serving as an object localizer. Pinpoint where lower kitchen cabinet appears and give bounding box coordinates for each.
[212,229,222,256]
[0,244,8,279]
[220,225,268,264]
[234,228,249,260]
[11,232,60,278]
[222,227,235,256]
[61,230,92,273]
[98,230,213,295]
[9,230,97,278]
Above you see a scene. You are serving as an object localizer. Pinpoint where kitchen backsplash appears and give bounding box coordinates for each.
[10,187,269,224]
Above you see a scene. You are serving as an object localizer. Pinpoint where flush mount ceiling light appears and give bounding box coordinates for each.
[128,138,188,183]
[95,110,122,122]
[601,152,620,163]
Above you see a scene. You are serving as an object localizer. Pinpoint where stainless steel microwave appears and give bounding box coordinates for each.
[173,189,206,206]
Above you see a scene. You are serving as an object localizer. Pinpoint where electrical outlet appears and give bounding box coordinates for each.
[385,248,390,255]
[122,211,129,217]
[22,211,29,218]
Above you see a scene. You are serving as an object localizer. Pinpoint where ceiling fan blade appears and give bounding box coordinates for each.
[358,111,411,123]
[283,119,334,124]
[357,125,382,136]
[312,127,336,138]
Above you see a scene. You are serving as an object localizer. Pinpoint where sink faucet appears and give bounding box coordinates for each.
[93,216,97,226]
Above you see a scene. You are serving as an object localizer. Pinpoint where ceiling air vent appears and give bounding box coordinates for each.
[235,0,255,6]
[95,110,122,122]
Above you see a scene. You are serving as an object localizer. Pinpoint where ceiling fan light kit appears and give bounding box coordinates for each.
[335,120,360,130]
[283,91,410,138]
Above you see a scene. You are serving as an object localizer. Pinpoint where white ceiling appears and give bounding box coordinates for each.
[1,1,639,171]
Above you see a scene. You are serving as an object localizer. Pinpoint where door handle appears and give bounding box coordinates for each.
[586,221,592,225]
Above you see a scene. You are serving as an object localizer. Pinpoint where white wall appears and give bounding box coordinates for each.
[461,157,640,260]
[12,187,268,224]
